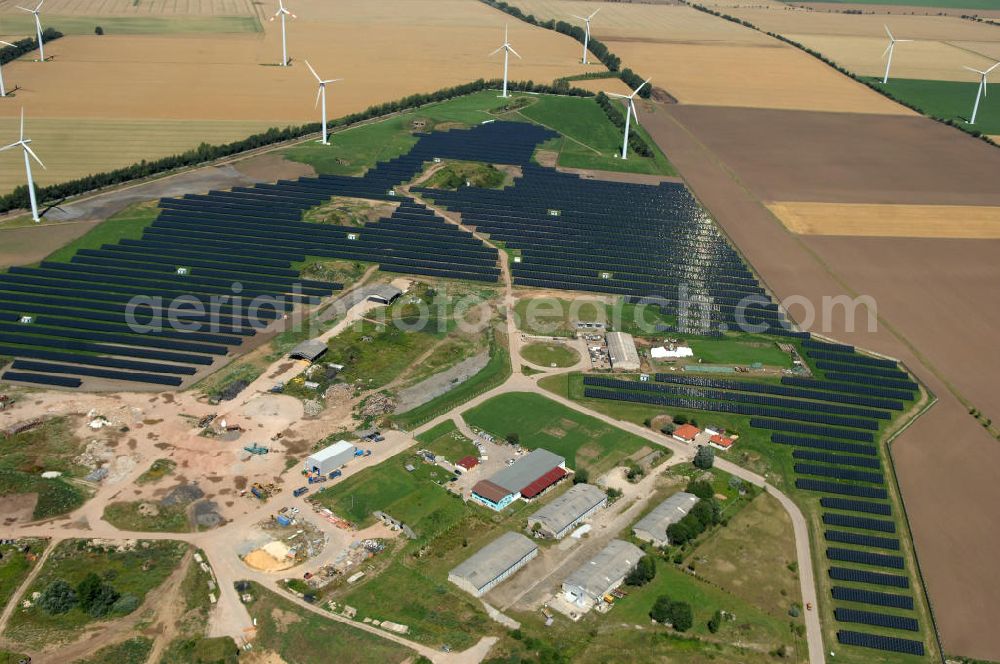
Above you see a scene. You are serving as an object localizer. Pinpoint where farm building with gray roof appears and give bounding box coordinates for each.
[448,531,538,597]
[527,483,607,539]
[632,492,700,547]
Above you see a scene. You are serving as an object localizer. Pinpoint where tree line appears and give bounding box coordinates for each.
[596,92,654,158]
[0,27,64,66]
[478,0,653,99]
[0,78,594,214]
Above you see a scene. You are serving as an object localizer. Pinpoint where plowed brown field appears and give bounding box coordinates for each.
[669,105,1000,206]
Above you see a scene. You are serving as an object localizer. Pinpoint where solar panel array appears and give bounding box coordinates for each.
[1,122,568,388]
[837,631,925,656]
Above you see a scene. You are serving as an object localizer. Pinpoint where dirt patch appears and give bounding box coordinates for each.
[0,221,100,269]
[669,104,1000,206]
[244,548,295,572]
[0,492,38,524]
[234,152,317,182]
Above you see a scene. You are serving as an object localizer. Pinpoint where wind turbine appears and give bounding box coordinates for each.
[17,1,45,62]
[606,78,650,160]
[0,109,45,222]
[305,61,341,145]
[963,62,999,125]
[269,0,296,67]
[0,41,18,96]
[489,25,520,98]
[571,8,600,65]
[881,25,911,85]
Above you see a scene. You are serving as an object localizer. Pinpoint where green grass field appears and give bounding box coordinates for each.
[685,336,792,367]
[462,391,649,473]
[518,95,675,175]
[286,90,675,179]
[0,539,45,615]
[42,202,159,264]
[102,500,193,533]
[865,77,1000,135]
[75,637,154,664]
[521,341,580,368]
[804,0,998,8]
[416,420,479,461]
[4,15,261,36]
[311,453,466,537]
[0,417,91,520]
[244,582,416,664]
[5,539,188,648]
[339,559,495,650]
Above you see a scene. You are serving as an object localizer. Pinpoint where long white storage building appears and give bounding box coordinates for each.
[304,440,356,476]
[448,532,538,597]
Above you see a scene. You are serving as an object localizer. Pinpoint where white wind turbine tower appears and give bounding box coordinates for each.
[571,8,600,64]
[0,41,18,96]
[881,25,911,84]
[489,25,520,98]
[270,0,296,67]
[305,61,341,145]
[0,109,46,222]
[963,61,999,125]
[606,78,649,160]
[17,1,45,62]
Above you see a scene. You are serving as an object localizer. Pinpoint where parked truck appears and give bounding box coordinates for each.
[250,485,265,500]
[328,469,342,480]
[354,449,372,457]
[293,486,309,497]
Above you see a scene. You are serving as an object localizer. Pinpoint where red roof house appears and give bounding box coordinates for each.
[457,455,479,471]
[672,424,701,443]
[710,434,734,450]
[519,467,568,499]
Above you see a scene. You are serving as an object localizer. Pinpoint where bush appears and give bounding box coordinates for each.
[650,595,673,623]
[708,609,723,633]
[693,445,714,470]
[37,578,77,614]
[95,26,104,35]
[573,468,590,484]
[625,554,656,587]
[112,593,140,615]
[505,432,520,445]
[686,480,714,501]
[668,601,693,632]
[77,572,120,617]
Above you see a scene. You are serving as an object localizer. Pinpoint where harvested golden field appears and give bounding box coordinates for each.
[605,40,913,113]
[767,201,1000,238]
[0,0,592,190]
[723,8,1000,81]
[503,0,770,44]
[784,33,998,81]
[0,117,275,192]
[729,8,1000,41]
[0,0,256,16]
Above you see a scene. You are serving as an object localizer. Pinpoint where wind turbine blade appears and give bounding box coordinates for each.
[508,45,521,59]
[35,0,43,9]
[0,41,15,47]
[315,86,322,109]
[630,78,651,97]
[19,107,24,142]
[964,65,986,75]
[606,92,628,99]
[488,45,503,57]
[588,8,601,19]
[322,78,342,84]
[882,42,892,59]
[571,15,587,21]
[0,142,19,153]
[896,39,913,43]
[884,25,894,41]
[23,144,44,169]
[304,60,321,82]
[986,61,1000,74]
[16,6,31,13]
